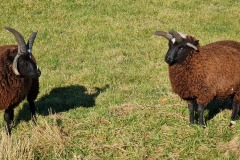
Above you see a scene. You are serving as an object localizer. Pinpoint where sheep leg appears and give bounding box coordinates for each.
[28,101,37,125]
[230,102,240,126]
[4,108,14,135]
[188,101,195,124]
[197,104,206,128]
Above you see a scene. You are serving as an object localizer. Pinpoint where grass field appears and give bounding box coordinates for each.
[0,0,240,159]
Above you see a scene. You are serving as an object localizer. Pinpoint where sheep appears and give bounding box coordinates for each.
[0,26,41,135]
[154,30,240,127]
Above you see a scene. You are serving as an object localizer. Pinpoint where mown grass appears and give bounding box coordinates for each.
[0,0,239,159]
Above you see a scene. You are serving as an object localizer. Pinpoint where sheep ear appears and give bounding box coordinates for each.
[194,40,199,46]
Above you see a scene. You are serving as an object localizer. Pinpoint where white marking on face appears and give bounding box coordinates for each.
[171,38,176,44]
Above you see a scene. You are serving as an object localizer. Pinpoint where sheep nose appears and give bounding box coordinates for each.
[166,57,174,64]
[37,69,41,76]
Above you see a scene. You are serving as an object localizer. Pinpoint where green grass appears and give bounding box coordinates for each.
[0,0,239,159]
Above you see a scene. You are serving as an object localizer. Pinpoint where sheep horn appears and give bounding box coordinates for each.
[4,26,27,55]
[12,54,21,75]
[4,26,28,75]
[169,30,183,43]
[26,32,37,54]
[154,31,173,41]
[186,42,198,51]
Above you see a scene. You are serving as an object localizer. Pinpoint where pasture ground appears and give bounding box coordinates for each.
[0,0,240,159]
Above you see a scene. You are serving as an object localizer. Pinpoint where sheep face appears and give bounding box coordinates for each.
[154,30,199,65]
[165,41,190,65]
[4,26,40,78]
[17,54,41,78]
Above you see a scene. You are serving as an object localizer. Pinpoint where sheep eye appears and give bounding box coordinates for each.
[179,46,184,50]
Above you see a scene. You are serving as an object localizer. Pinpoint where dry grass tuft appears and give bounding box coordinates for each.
[31,120,69,158]
[0,115,71,160]
[0,132,33,160]
[217,136,240,158]
[110,104,138,116]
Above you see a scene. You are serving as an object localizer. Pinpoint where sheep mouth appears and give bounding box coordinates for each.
[30,70,41,78]
[165,59,175,66]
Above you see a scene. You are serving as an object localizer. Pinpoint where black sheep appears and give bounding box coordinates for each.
[154,30,240,127]
[0,26,41,135]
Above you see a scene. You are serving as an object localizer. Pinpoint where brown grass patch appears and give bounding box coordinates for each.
[31,120,69,157]
[0,114,71,160]
[217,136,240,158]
[0,132,33,160]
[110,104,138,116]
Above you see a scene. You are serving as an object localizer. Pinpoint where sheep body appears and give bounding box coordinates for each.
[169,40,240,104]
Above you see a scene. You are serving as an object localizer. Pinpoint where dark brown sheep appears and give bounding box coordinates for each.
[0,27,41,135]
[154,30,240,127]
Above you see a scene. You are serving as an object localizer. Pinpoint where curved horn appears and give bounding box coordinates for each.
[4,26,27,55]
[186,42,198,51]
[4,26,27,75]
[26,32,37,54]
[154,31,173,41]
[12,54,21,75]
[169,30,183,43]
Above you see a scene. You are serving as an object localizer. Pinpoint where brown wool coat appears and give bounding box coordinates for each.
[169,40,240,105]
[0,45,39,110]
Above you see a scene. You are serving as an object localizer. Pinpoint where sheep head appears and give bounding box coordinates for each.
[4,26,41,78]
[154,30,199,65]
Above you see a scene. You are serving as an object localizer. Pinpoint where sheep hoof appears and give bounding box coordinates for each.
[5,125,11,136]
[32,119,37,126]
[32,115,37,126]
[229,121,236,127]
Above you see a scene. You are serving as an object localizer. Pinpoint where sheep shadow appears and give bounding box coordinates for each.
[205,97,233,124]
[187,98,233,126]
[15,84,109,124]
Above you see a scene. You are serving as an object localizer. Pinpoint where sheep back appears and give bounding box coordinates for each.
[169,40,240,105]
